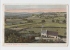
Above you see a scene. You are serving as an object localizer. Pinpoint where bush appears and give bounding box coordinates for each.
[27,20,33,23]
[41,20,45,23]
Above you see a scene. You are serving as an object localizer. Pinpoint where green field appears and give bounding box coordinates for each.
[5,15,66,37]
[5,12,67,43]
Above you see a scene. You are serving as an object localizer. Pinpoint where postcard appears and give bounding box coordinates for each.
[3,4,68,46]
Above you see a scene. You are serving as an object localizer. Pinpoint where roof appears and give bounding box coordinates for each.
[47,31,58,36]
[41,30,58,36]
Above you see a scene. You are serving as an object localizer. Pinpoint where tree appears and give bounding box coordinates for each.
[63,20,66,23]
[5,28,21,43]
[64,32,66,35]
[29,31,35,33]
[56,19,59,23]
[52,20,55,22]
[64,14,66,18]
[41,20,45,23]
[27,20,33,23]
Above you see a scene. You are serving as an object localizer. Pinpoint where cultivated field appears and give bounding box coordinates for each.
[5,12,66,43]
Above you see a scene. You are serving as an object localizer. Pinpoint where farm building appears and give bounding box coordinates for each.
[41,30,58,38]
[35,25,58,40]
[41,25,58,38]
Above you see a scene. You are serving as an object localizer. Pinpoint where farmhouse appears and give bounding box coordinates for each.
[41,30,58,38]
[35,25,58,40]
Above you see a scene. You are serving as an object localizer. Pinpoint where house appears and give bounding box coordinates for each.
[35,25,58,40]
[41,30,47,37]
[41,30,58,38]
[40,25,58,38]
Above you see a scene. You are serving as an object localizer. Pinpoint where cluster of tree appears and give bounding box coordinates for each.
[5,28,20,43]
[40,19,66,24]
[27,20,33,23]
[52,19,66,23]
[5,28,40,43]
[41,20,46,23]
[22,18,28,21]
[63,20,66,23]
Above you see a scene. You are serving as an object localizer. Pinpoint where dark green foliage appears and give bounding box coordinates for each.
[63,20,66,23]
[27,20,33,23]
[41,20,45,23]
[56,19,59,23]
[52,20,55,22]
[5,28,21,43]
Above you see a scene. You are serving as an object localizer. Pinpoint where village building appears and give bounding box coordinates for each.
[35,25,58,40]
[41,30,58,38]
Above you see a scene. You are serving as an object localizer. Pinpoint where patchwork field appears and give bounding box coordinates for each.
[5,12,66,43]
[5,13,66,36]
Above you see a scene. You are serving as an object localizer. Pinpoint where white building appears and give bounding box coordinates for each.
[41,30,58,38]
[35,25,58,40]
[41,25,58,38]
[41,30,47,37]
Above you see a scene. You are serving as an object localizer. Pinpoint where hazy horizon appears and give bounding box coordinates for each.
[5,5,67,13]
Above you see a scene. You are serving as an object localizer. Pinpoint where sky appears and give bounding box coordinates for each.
[5,5,67,12]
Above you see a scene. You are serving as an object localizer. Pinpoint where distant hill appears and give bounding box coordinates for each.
[5,12,66,18]
[5,12,32,17]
